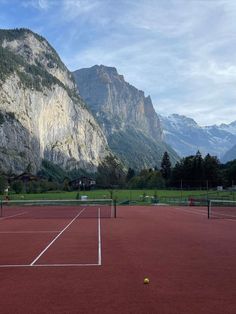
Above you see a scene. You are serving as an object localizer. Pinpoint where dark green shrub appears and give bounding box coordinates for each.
[11,180,24,194]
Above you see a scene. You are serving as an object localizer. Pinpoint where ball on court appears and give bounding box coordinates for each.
[144,278,150,284]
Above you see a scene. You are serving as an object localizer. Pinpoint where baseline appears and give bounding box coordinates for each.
[0,263,99,268]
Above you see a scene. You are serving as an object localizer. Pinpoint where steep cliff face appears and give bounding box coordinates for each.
[73,65,163,140]
[0,111,39,173]
[73,65,178,169]
[0,29,110,174]
[1,29,73,89]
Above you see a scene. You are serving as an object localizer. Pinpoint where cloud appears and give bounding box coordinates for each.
[156,98,236,127]
[22,0,52,10]
[59,0,104,22]
[189,60,236,84]
[1,0,236,125]
[38,1,236,126]
[119,1,198,38]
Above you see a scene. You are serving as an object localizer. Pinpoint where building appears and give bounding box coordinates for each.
[69,176,96,190]
[11,172,39,183]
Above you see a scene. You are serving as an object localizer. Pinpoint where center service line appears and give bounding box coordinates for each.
[98,208,102,266]
[30,208,85,266]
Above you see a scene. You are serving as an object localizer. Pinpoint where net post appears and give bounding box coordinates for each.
[207,199,210,219]
[0,199,2,217]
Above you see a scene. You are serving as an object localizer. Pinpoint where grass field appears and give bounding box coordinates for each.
[2,188,236,204]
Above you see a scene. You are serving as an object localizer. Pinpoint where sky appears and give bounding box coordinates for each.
[0,0,236,126]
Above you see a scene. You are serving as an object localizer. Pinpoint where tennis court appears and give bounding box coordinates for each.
[0,199,114,267]
[208,199,236,219]
[0,202,235,314]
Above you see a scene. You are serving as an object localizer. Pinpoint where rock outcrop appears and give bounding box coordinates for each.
[73,65,178,169]
[0,29,110,174]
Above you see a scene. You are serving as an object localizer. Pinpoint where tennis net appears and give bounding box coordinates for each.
[0,199,116,219]
[208,199,236,219]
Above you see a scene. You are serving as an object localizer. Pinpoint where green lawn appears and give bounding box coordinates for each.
[2,188,236,204]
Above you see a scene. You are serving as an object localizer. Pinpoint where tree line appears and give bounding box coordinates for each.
[0,151,236,195]
[96,151,236,189]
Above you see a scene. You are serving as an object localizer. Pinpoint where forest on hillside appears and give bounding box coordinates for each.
[0,151,236,195]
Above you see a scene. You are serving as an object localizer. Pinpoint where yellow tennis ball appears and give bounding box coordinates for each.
[144,278,150,284]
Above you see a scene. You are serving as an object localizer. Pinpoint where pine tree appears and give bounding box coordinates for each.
[193,150,204,187]
[126,168,135,182]
[161,152,172,180]
[203,154,220,187]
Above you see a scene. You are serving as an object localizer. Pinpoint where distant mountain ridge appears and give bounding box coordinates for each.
[73,65,179,169]
[222,144,236,162]
[160,114,236,160]
[218,121,236,135]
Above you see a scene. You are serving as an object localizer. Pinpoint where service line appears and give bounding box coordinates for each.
[0,212,27,220]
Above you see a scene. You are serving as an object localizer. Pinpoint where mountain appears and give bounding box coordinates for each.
[218,121,236,135]
[221,121,236,162]
[0,29,110,174]
[73,65,179,169]
[160,114,236,160]
[222,144,236,163]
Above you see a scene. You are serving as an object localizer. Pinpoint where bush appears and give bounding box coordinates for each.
[11,180,24,194]
[26,181,41,193]
[0,176,7,194]
[127,169,165,189]
[40,180,61,192]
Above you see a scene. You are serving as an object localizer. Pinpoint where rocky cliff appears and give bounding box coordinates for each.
[73,65,178,169]
[0,29,110,174]
[73,65,163,139]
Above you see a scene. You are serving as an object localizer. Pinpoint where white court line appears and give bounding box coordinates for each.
[213,219,236,222]
[172,207,207,217]
[211,212,236,218]
[34,263,99,267]
[0,207,103,268]
[211,213,236,222]
[98,208,102,265]
[0,212,27,220]
[173,207,236,221]
[0,263,99,268]
[0,231,60,234]
[30,208,85,266]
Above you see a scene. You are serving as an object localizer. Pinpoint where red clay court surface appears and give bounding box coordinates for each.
[0,204,236,314]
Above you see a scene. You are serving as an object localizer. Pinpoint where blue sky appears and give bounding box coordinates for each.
[1,0,236,126]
